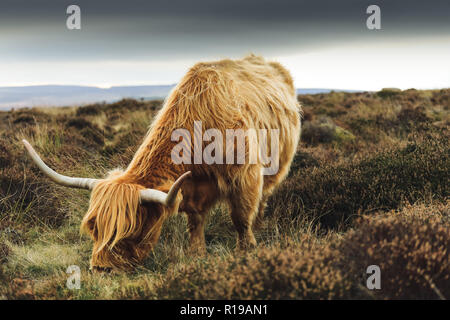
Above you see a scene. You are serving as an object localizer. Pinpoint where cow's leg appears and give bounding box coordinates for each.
[253,153,295,229]
[229,167,262,249]
[253,193,269,230]
[186,212,207,255]
[181,179,219,255]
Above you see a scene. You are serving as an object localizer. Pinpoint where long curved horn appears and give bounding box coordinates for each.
[139,171,192,206]
[22,139,99,190]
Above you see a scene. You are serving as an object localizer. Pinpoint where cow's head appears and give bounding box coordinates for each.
[22,139,191,271]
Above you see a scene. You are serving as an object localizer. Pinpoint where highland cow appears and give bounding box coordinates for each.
[23,55,301,271]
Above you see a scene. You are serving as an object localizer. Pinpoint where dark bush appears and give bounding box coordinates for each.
[0,242,9,264]
[301,117,355,146]
[66,117,92,130]
[298,95,318,107]
[156,243,357,300]
[289,151,318,174]
[397,106,430,125]
[101,128,144,157]
[377,88,402,99]
[13,115,35,125]
[65,117,105,147]
[0,141,12,168]
[337,203,450,299]
[11,110,51,126]
[76,103,103,116]
[80,127,104,146]
[301,108,314,122]
[269,135,449,228]
[301,120,336,145]
[432,89,450,106]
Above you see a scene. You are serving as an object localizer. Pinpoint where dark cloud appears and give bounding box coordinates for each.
[0,0,449,61]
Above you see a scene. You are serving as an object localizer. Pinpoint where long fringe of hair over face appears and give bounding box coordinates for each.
[81,171,166,269]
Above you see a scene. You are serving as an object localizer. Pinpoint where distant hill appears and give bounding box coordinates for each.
[0,85,364,110]
[0,85,174,110]
[296,88,364,95]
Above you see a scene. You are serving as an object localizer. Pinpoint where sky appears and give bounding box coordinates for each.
[1,0,449,91]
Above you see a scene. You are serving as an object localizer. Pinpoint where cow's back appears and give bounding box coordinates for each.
[181,54,300,133]
[178,55,300,188]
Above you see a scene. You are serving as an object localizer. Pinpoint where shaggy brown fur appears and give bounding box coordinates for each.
[81,54,301,270]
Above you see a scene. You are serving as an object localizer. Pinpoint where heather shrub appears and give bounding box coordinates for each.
[0,141,11,168]
[432,89,450,106]
[301,120,335,145]
[337,202,450,299]
[103,98,162,115]
[66,117,93,130]
[377,88,402,99]
[66,117,105,146]
[301,117,354,146]
[269,134,449,228]
[396,106,430,125]
[300,107,315,121]
[0,241,9,264]
[156,242,357,300]
[289,151,319,174]
[13,115,35,125]
[11,110,51,126]
[76,103,103,116]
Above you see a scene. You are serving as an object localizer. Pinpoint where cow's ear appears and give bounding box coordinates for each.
[89,220,98,240]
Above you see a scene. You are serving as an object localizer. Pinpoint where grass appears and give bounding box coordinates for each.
[0,89,449,299]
